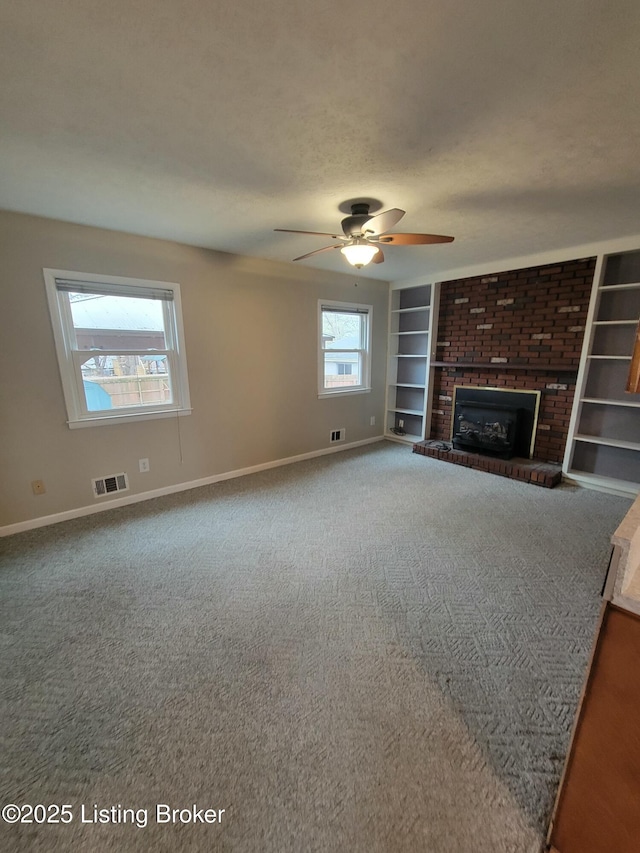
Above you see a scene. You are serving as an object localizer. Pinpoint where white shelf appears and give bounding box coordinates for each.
[599,282,640,291]
[395,353,428,358]
[581,397,640,409]
[391,306,431,314]
[574,434,640,452]
[391,330,429,336]
[387,407,424,416]
[588,354,632,360]
[389,382,426,389]
[385,430,422,443]
[565,470,640,497]
[593,320,638,326]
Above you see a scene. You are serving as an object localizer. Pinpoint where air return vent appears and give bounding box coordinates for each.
[330,428,346,443]
[92,472,129,498]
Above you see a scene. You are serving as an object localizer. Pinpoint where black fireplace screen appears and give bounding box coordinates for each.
[453,400,520,458]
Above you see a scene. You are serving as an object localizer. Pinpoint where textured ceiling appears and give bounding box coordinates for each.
[1,0,640,281]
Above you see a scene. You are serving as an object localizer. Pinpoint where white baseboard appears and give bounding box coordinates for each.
[1,436,385,537]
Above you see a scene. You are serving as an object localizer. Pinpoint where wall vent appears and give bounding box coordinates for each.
[92,472,129,498]
[330,428,346,443]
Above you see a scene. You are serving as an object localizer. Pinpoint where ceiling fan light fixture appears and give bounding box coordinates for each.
[340,241,379,268]
[275,203,453,266]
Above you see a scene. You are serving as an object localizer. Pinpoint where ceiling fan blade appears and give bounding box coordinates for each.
[293,244,343,262]
[361,208,405,237]
[372,248,384,264]
[275,228,341,238]
[378,233,454,245]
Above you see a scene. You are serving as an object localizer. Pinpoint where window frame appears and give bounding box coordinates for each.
[318,300,373,397]
[43,269,192,428]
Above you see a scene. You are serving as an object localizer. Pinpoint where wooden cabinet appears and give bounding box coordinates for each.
[547,605,640,853]
[385,283,439,443]
[548,495,640,853]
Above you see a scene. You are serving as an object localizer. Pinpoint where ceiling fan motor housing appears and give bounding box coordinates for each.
[341,203,371,238]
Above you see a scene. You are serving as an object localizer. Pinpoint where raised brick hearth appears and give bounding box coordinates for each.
[413,441,563,488]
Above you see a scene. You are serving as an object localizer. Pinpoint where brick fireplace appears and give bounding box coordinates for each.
[428,257,596,464]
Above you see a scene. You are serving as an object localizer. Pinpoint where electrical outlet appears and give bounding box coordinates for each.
[31,479,46,495]
[398,419,404,428]
[370,416,376,426]
[139,458,150,473]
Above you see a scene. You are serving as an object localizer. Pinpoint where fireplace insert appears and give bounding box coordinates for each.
[453,400,520,459]
[451,386,541,459]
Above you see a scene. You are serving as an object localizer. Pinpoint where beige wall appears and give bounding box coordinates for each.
[0,211,389,529]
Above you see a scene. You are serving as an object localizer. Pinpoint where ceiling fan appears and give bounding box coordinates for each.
[275,203,454,268]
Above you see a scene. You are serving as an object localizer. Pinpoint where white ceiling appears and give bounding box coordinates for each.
[2,0,640,281]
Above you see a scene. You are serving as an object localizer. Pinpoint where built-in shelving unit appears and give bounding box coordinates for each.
[385,283,439,443]
[565,250,640,494]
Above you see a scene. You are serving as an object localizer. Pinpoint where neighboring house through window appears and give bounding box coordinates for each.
[44,269,191,427]
[318,301,372,396]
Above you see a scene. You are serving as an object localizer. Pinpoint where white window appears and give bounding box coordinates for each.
[318,301,372,396]
[44,269,191,428]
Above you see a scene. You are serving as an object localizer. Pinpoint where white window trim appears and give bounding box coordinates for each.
[318,299,373,398]
[43,269,192,428]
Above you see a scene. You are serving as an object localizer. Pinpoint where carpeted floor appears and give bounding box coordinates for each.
[0,442,631,852]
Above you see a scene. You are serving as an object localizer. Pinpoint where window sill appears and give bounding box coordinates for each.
[318,388,371,399]
[67,408,192,429]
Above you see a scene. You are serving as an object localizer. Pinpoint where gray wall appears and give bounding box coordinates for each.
[0,211,389,528]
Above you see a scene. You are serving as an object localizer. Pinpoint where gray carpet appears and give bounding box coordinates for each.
[0,442,631,852]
